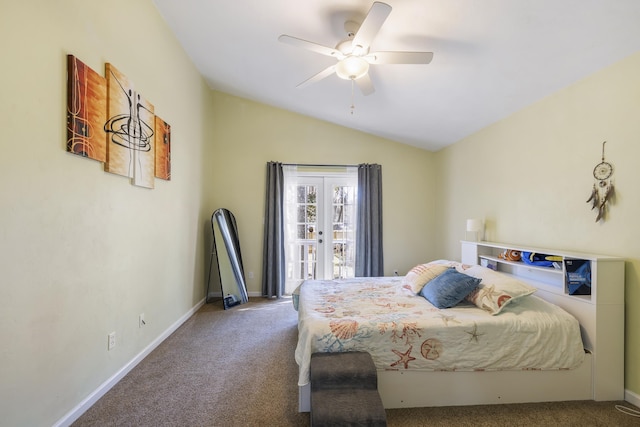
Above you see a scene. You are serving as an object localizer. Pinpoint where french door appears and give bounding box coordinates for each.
[284,172,357,294]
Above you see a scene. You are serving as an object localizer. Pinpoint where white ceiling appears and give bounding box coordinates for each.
[151,0,640,151]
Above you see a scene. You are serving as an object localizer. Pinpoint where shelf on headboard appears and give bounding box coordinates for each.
[462,240,623,303]
[478,254,564,276]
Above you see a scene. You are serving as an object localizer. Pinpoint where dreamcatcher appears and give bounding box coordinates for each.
[586,141,614,222]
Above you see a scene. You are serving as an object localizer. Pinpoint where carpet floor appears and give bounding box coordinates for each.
[73,298,639,426]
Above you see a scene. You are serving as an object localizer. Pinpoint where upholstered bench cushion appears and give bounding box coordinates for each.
[310,351,377,391]
[310,352,386,426]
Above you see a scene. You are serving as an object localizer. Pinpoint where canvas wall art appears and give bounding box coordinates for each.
[104,64,155,188]
[66,56,107,162]
[154,117,171,180]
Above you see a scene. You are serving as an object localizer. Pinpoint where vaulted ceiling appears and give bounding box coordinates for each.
[152,0,640,151]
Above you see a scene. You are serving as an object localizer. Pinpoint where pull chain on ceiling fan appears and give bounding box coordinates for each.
[278,1,434,108]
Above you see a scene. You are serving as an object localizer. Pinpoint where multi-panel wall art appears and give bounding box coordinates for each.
[66,55,171,188]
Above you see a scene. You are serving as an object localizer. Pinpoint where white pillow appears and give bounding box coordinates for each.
[401,263,449,294]
[462,265,536,315]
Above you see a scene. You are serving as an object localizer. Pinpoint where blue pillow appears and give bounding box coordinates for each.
[419,268,481,309]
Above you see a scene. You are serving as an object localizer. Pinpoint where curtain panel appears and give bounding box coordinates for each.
[261,162,285,298]
[355,163,384,277]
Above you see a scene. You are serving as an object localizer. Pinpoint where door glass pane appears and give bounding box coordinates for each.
[287,184,318,286]
[331,185,356,279]
[296,186,305,203]
[306,225,315,240]
[306,244,316,279]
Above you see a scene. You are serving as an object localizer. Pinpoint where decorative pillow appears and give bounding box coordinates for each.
[463,265,536,315]
[401,263,449,294]
[419,268,481,309]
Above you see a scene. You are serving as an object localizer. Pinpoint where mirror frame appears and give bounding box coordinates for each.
[206,208,249,309]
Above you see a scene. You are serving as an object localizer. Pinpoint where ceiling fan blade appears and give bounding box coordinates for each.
[296,65,337,88]
[355,73,375,96]
[365,51,434,65]
[352,2,392,53]
[278,35,343,58]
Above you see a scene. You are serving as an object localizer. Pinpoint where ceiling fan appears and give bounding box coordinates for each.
[278,1,433,96]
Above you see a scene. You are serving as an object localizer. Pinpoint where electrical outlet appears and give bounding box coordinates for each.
[139,313,145,328]
[247,271,254,279]
[108,332,116,350]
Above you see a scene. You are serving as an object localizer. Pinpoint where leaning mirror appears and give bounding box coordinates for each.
[206,208,249,309]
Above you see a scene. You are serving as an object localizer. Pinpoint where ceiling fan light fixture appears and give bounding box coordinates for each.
[335,55,369,80]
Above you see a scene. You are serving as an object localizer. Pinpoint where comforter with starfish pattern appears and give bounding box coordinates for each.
[295,276,585,386]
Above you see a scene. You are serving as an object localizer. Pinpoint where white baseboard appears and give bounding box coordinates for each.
[53,298,205,427]
[625,388,640,408]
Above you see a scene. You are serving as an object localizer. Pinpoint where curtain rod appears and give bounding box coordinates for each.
[280,162,360,168]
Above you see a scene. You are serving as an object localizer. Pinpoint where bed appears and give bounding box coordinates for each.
[294,241,625,411]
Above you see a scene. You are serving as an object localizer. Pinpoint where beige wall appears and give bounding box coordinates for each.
[434,52,640,396]
[0,1,214,425]
[204,91,438,294]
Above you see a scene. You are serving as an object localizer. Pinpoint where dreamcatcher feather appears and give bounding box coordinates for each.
[586,141,614,222]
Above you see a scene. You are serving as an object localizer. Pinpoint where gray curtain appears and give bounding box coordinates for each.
[355,163,384,277]
[261,162,285,298]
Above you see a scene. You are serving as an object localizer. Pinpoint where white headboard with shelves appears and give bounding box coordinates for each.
[461,240,625,401]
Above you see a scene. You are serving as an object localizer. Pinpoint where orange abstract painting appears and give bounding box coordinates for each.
[154,116,171,180]
[66,55,107,162]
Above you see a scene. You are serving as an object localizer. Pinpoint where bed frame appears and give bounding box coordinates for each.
[298,241,624,411]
